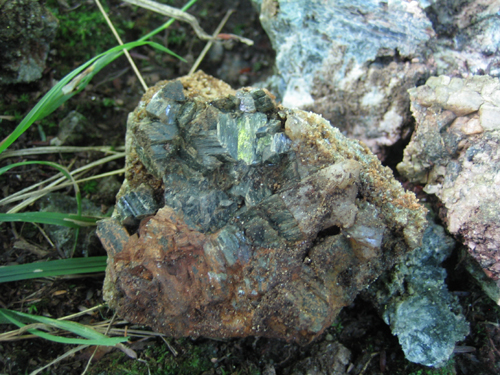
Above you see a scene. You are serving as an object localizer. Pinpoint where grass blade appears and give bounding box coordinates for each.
[0,256,107,283]
[0,161,82,215]
[0,308,128,346]
[0,212,100,228]
[0,41,183,155]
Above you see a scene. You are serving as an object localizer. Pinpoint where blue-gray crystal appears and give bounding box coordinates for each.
[229,177,272,207]
[210,95,240,112]
[256,119,282,138]
[236,112,268,164]
[157,80,186,102]
[236,91,257,113]
[135,119,179,178]
[250,89,275,112]
[164,173,238,233]
[116,184,160,224]
[212,225,252,266]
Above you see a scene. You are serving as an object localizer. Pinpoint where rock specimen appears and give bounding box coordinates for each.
[397,75,500,300]
[0,0,58,85]
[365,216,469,367]
[251,0,500,159]
[97,71,427,344]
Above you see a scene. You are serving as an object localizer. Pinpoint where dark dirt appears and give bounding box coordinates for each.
[1,1,500,374]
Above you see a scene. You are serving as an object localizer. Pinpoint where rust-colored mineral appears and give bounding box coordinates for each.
[97,71,427,344]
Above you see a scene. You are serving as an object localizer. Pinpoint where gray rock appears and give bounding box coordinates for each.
[252,0,500,159]
[252,0,433,158]
[0,0,58,85]
[50,111,90,147]
[94,176,123,205]
[423,0,500,77]
[365,217,469,367]
[288,341,351,375]
[397,75,500,295]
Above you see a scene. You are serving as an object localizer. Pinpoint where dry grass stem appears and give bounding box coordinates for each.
[30,344,90,375]
[2,153,125,212]
[58,304,107,321]
[1,168,125,208]
[124,0,253,45]
[189,9,234,76]
[123,0,212,40]
[0,146,125,161]
[94,0,148,91]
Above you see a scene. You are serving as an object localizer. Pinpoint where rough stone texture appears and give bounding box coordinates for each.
[97,71,427,344]
[50,111,91,146]
[252,0,434,158]
[461,246,500,305]
[365,215,469,367]
[0,0,58,85]
[424,0,500,77]
[252,0,500,159]
[397,75,500,295]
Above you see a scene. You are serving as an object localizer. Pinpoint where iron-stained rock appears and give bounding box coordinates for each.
[97,71,427,344]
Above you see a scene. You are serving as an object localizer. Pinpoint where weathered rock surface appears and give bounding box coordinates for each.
[397,75,500,297]
[252,0,434,158]
[252,0,500,159]
[50,111,91,146]
[365,215,469,367]
[0,0,58,85]
[97,71,427,344]
[424,0,500,77]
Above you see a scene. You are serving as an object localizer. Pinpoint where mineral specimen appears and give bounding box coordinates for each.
[365,216,469,367]
[397,75,500,300]
[97,71,427,344]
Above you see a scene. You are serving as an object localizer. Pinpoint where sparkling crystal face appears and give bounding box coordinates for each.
[97,72,427,344]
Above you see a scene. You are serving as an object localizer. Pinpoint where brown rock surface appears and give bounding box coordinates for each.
[97,71,427,343]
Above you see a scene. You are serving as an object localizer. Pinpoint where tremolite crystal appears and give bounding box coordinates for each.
[97,71,427,344]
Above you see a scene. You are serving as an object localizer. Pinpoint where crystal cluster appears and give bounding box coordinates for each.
[97,71,427,344]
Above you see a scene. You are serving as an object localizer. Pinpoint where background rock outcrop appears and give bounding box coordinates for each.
[0,0,58,85]
[398,75,500,297]
[252,0,500,160]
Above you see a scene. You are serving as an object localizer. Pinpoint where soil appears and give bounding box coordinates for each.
[1,1,500,374]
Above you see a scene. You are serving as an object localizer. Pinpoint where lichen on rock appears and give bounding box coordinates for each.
[97,71,427,344]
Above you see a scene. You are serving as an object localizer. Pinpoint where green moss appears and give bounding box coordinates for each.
[88,338,214,375]
[46,0,134,77]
